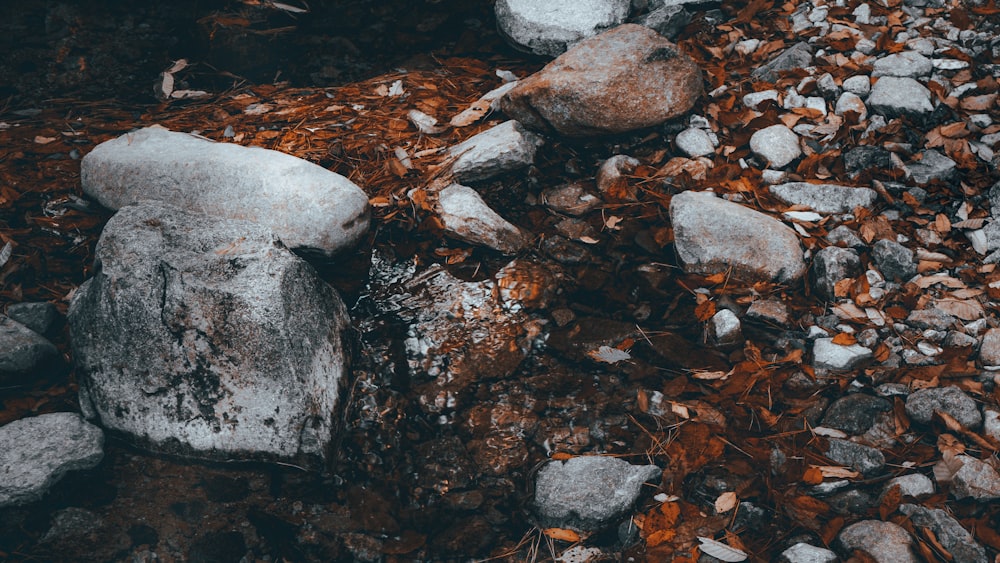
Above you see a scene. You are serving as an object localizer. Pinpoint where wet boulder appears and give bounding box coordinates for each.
[495,0,631,57]
[501,24,703,137]
[670,190,806,283]
[68,202,351,467]
[0,412,104,508]
[80,126,370,258]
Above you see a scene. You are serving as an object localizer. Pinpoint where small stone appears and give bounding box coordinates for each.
[813,338,873,371]
[708,308,742,348]
[749,124,802,168]
[872,239,917,282]
[872,51,933,77]
[906,308,957,330]
[822,393,892,435]
[835,92,868,120]
[675,127,716,157]
[40,507,103,544]
[0,315,62,385]
[495,0,630,57]
[826,225,866,249]
[532,456,661,532]
[5,302,59,335]
[898,504,988,563]
[842,75,871,96]
[779,542,838,563]
[752,42,813,82]
[816,73,839,98]
[869,76,934,118]
[827,489,876,515]
[541,182,603,216]
[0,413,105,508]
[907,150,958,185]
[981,328,1000,367]
[838,520,918,563]
[905,387,982,429]
[951,456,1000,500]
[811,246,862,301]
[984,409,1000,443]
[670,191,806,284]
[448,120,543,183]
[743,90,780,110]
[883,473,935,498]
[438,184,529,254]
[844,146,891,177]
[633,4,692,39]
[770,183,877,214]
[824,438,885,476]
[746,299,791,327]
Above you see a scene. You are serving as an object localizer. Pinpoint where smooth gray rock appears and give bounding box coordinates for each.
[908,150,958,185]
[0,315,61,385]
[532,456,660,532]
[495,0,630,57]
[770,183,877,214]
[872,239,917,282]
[501,24,703,137]
[981,327,1000,367]
[951,455,1000,500]
[813,338,873,371]
[750,124,801,169]
[752,42,813,82]
[883,473,935,498]
[872,51,933,77]
[448,120,543,183]
[905,386,982,429]
[824,438,885,476]
[842,75,871,95]
[0,413,104,508]
[835,92,868,120]
[707,308,742,348]
[6,302,59,335]
[633,4,691,39]
[985,408,1000,443]
[80,126,370,257]
[811,246,862,301]
[675,127,715,157]
[670,191,806,283]
[899,504,987,563]
[838,520,918,563]
[822,393,891,435]
[68,202,350,466]
[868,76,934,117]
[779,542,837,563]
[826,225,866,249]
[437,184,529,254]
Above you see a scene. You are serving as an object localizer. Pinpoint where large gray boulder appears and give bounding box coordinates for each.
[670,191,806,283]
[501,24,703,137]
[0,412,104,508]
[80,126,370,258]
[495,0,631,57]
[68,202,351,467]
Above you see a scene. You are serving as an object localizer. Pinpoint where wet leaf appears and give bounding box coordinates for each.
[714,491,738,513]
[697,537,748,562]
[543,528,581,543]
[586,345,631,364]
[831,332,856,346]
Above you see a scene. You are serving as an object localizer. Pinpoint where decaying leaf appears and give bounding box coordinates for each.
[715,491,738,513]
[697,537,748,562]
[587,345,631,364]
[543,528,581,543]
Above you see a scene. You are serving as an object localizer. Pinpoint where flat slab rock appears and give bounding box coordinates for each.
[447,120,543,183]
[80,126,370,257]
[68,201,351,466]
[769,182,878,214]
[669,190,806,283]
[532,456,660,532]
[501,24,703,137]
[0,412,104,508]
[495,0,630,57]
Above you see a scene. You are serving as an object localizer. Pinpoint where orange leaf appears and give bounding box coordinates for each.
[695,300,717,322]
[802,466,824,485]
[647,528,678,548]
[542,528,580,542]
[551,452,574,461]
[831,333,857,346]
